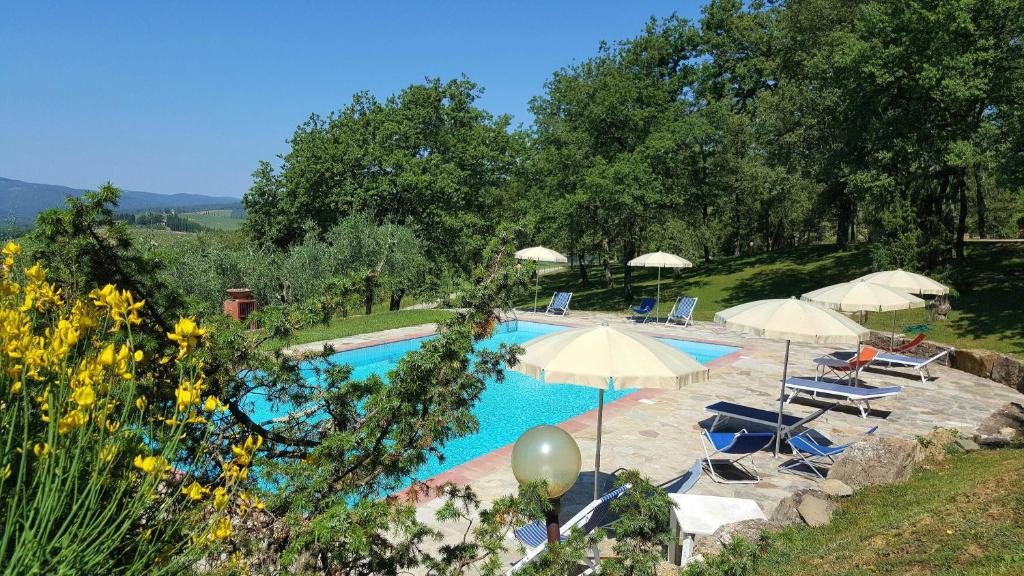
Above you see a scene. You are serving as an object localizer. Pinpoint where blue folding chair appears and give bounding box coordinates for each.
[545,291,572,316]
[779,427,878,479]
[699,429,775,484]
[629,297,657,323]
[666,296,698,327]
[510,483,630,574]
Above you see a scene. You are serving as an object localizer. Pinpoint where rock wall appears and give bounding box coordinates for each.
[868,331,1024,393]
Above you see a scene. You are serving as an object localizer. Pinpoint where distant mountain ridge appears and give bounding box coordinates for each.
[0,176,241,225]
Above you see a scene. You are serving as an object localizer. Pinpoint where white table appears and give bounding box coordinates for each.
[666,493,766,565]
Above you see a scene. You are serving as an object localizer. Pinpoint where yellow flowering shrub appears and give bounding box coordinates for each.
[0,243,260,574]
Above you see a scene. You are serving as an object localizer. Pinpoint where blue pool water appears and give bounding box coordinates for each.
[246,321,737,487]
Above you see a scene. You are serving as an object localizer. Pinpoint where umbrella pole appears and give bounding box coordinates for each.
[533,268,540,313]
[855,340,862,385]
[775,340,791,457]
[594,389,604,500]
[656,267,661,322]
[891,310,897,351]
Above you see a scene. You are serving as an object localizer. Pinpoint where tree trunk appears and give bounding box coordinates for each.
[389,288,405,311]
[577,252,588,284]
[621,240,635,303]
[835,187,851,248]
[955,171,968,262]
[974,169,987,239]
[601,239,614,288]
[364,272,377,315]
[701,203,711,262]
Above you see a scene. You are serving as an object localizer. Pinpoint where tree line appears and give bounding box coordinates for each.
[245,0,1024,302]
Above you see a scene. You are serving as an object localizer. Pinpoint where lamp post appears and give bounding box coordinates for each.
[511,425,582,544]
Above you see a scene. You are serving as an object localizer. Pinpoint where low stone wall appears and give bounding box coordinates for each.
[867,331,1024,393]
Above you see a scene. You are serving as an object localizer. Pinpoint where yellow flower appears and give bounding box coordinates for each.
[1,463,11,481]
[181,481,210,501]
[213,486,229,510]
[135,396,147,411]
[203,395,223,412]
[97,344,116,366]
[212,516,232,540]
[133,454,169,475]
[231,444,251,467]
[2,242,21,257]
[105,419,120,433]
[133,349,144,362]
[58,409,89,434]
[99,445,117,462]
[72,384,96,408]
[167,317,206,359]
[9,380,21,394]
[33,442,49,458]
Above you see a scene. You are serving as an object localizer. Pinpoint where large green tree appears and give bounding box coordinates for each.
[244,77,523,279]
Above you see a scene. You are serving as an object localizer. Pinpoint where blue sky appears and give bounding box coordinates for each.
[1,1,705,198]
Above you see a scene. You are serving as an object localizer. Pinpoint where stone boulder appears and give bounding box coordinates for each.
[973,402,1024,447]
[771,489,834,527]
[919,428,958,465]
[797,495,835,527]
[953,349,1000,380]
[692,518,774,558]
[828,436,921,489]
[991,357,1024,393]
[819,478,854,497]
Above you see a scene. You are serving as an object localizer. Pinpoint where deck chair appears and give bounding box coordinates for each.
[887,332,926,353]
[629,297,657,323]
[784,377,902,418]
[665,296,698,327]
[779,427,878,479]
[509,483,631,574]
[871,348,953,384]
[813,347,878,383]
[699,429,775,484]
[545,291,572,316]
[660,459,703,494]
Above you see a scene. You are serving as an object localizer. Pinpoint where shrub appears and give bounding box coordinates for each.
[0,242,255,574]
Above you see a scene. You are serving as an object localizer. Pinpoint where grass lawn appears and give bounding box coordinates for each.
[695,448,1024,576]
[181,209,244,230]
[522,244,1024,358]
[268,309,455,348]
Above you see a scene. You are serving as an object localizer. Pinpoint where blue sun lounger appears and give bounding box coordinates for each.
[784,377,902,418]
[629,297,657,323]
[779,427,878,479]
[699,429,775,483]
[509,483,631,574]
[665,296,698,327]
[545,291,572,316]
[704,401,835,442]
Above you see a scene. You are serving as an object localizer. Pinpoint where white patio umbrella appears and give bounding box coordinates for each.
[510,324,709,498]
[714,298,869,455]
[802,279,926,350]
[627,251,693,320]
[515,246,568,312]
[857,269,949,296]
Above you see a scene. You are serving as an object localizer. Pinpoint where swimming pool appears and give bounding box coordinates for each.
[247,321,738,487]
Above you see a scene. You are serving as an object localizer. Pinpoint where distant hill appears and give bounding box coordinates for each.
[0,176,241,225]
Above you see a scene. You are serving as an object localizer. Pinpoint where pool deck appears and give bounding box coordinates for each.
[283,310,1024,568]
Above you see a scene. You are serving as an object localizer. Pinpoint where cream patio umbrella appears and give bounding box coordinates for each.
[857,269,949,296]
[627,251,693,320]
[802,279,926,352]
[515,246,569,312]
[510,324,709,498]
[714,298,869,455]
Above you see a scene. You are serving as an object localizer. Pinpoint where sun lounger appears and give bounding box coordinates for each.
[699,429,775,483]
[704,401,835,442]
[509,483,631,574]
[784,377,902,418]
[813,347,878,383]
[660,459,703,494]
[630,297,657,323]
[779,427,878,479]
[887,332,926,353]
[830,347,953,384]
[544,291,572,316]
[665,296,698,327]
[872,349,953,384]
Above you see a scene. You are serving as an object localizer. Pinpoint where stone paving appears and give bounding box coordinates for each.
[283,309,1024,569]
